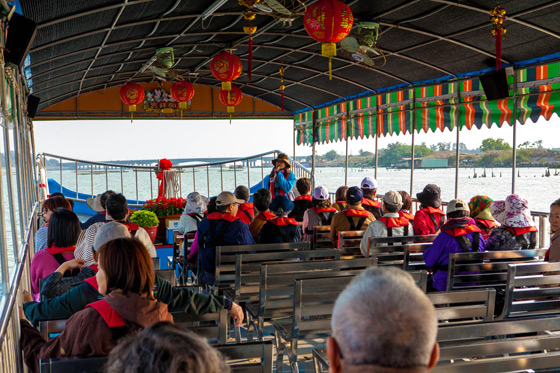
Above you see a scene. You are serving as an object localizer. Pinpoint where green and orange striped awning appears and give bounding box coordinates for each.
[295,61,560,145]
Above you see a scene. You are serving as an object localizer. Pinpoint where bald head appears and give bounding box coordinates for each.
[330,267,438,371]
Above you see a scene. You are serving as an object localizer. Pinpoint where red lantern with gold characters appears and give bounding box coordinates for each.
[120,82,145,122]
[304,0,353,79]
[171,81,195,119]
[219,84,242,113]
[210,51,243,91]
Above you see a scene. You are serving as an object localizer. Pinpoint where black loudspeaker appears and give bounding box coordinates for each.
[27,95,40,118]
[480,68,509,101]
[5,13,37,68]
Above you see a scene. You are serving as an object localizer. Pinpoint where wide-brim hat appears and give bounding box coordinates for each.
[416,184,441,209]
[272,153,290,168]
[185,192,208,214]
[503,194,535,228]
[269,195,294,213]
[86,194,104,213]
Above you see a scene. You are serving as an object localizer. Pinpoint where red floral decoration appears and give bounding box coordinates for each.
[143,197,186,217]
[219,85,243,113]
[156,158,173,198]
[119,83,145,111]
[304,0,353,79]
[210,51,243,91]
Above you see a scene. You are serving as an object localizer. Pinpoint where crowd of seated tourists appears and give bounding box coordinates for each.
[20,153,560,371]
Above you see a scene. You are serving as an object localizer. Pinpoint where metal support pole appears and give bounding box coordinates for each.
[455,126,460,198]
[293,119,296,161]
[374,135,378,181]
[511,71,518,194]
[344,134,349,186]
[410,129,415,198]
[311,111,317,189]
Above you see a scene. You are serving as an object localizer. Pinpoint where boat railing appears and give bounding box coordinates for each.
[37,150,312,206]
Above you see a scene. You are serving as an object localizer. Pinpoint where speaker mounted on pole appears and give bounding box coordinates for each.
[5,13,37,68]
[27,95,40,118]
[480,68,509,101]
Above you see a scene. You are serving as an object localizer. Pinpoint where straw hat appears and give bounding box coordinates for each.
[272,153,290,168]
[86,194,104,213]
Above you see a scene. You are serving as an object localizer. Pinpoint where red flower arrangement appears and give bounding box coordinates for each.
[142,196,186,217]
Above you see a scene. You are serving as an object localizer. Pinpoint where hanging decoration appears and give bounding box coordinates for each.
[279,61,285,111]
[239,0,306,27]
[156,158,173,198]
[490,3,507,70]
[210,50,243,91]
[303,0,353,80]
[120,83,145,122]
[219,84,243,113]
[170,81,195,119]
[243,10,257,82]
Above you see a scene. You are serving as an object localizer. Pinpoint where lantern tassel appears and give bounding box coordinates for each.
[281,90,284,111]
[227,106,234,113]
[180,110,183,120]
[222,81,231,91]
[131,112,133,123]
[248,36,253,82]
[328,57,332,80]
[495,28,502,70]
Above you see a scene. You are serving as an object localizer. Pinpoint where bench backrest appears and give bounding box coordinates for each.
[171,309,228,344]
[155,269,176,285]
[216,341,274,373]
[427,288,496,323]
[446,249,547,291]
[152,256,160,270]
[313,226,332,249]
[498,261,560,319]
[233,249,341,302]
[337,230,365,256]
[215,242,310,293]
[408,270,428,292]
[40,357,108,373]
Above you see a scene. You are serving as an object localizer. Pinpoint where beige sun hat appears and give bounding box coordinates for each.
[86,194,104,213]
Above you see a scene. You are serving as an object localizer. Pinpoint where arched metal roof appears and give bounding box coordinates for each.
[19,0,560,115]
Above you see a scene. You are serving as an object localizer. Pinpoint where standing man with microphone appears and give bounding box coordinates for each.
[262,153,296,199]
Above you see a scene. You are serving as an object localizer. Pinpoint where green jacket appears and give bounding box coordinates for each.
[23,275,230,326]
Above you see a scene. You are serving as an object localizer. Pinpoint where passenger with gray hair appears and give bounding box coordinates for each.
[360,191,413,257]
[328,267,439,372]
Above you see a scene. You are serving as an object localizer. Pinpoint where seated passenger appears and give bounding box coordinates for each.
[31,208,81,301]
[178,192,208,255]
[328,267,439,373]
[289,177,313,221]
[20,238,172,372]
[486,194,538,251]
[330,187,375,246]
[545,198,560,261]
[106,322,228,373]
[332,186,348,212]
[39,258,95,300]
[360,191,413,257]
[197,192,255,286]
[81,190,115,230]
[398,190,415,220]
[413,184,446,236]
[249,189,274,241]
[468,195,500,240]
[423,199,485,292]
[360,177,382,219]
[34,196,72,253]
[23,222,243,328]
[259,195,301,244]
[75,193,157,266]
[302,186,336,242]
[186,197,215,267]
[234,185,255,225]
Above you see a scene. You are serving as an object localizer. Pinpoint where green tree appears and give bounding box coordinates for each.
[480,138,511,152]
[378,142,433,166]
[324,150,339,161]
[359,149,373,157]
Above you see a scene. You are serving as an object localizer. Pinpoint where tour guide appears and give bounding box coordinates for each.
[262,153,295,198]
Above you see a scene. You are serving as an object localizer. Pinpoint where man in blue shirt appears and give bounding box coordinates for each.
[197,191,255,286]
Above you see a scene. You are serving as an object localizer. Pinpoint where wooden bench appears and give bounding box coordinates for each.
[498,261,560,319]
[312,226,332,249]
[247,258,376,341]
[313,316,560,373]
[171,309,228,344]
[337,230,365,256]
[39,319,67,340]
[446,249,547,291]
[39,340,274,373]
[366,235,436,269]
[229,249,341,303]
[427,288,496,323]
[215,242,310,295]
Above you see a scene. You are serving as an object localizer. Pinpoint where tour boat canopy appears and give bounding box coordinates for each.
[18,0,560,122]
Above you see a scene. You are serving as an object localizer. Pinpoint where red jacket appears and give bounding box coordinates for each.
[236,202,255,225]
[413,207,446,235]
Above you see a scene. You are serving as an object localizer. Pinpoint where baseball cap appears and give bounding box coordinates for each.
[346,186,364,204]
[93,222,131,251]
[361,177,378,190]
[216,191,244,206]
[383,191,403,208]
[312,185,329,201]
[447,199,470,214]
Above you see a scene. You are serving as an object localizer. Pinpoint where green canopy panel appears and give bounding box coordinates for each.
[295,62,560,145]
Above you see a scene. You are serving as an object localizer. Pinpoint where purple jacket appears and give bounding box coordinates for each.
[30,250,75,301]
[423,230,486,291]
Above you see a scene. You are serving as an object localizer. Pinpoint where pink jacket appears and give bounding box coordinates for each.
[30,250,75,301]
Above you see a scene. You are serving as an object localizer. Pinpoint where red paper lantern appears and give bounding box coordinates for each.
[304,0,353,79]
[119,83,145,112]
[170,81,195,110]
[210,51,243,91]
[219,85,242,113]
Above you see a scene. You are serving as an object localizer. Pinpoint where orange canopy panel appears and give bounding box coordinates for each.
[36,83,291,120]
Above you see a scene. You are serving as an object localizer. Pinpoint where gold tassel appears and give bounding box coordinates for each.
[322,42,337,58]
[180,110,183,120]
[222,81,231,91]
[128,104,136,112]
[227,106,234,113]
[131,112,133,123]
[328,57,332,80]
[179,102,187,109]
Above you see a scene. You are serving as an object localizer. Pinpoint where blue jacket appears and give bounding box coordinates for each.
[197,213,255,274]
[423,219,486,291]
[262,170,295,197]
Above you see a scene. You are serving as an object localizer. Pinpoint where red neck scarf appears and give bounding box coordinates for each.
[255,211,276,221]
[362,198,381,208]
[399,210,415,220]
[378,216,409,228]
[505,226,538,236]
[424,206,445,215]
[207,212,238,222]
[475,218,500,229]
[311,207,336,214]
[46,245,76,255]
[343,209,371,218]
[270,217,298,226]
[295,195,312,201]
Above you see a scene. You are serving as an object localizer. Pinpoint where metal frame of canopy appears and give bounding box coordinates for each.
[294,61,560,197]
